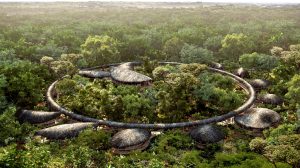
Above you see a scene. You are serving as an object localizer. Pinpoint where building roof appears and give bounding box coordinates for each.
[259,94,283,105]
[110,62,152,84]
[78,70,111,78]
[249,79,270,90]
[110,129,151,149]
[35,122,94,139]
[19,110,61,124]
[235,67,250,78]
[190,124,225,143]
[234,108,281,130]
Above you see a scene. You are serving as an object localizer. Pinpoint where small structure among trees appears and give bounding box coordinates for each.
[110,129,151,154]
[19,110,61,124]
[35,122,95,139]
[190,125,225,149]
[258,94,283,105]
[234,108,281,130]
[110,63,152,85]
[249,79,270,91]
[234,67,250,78]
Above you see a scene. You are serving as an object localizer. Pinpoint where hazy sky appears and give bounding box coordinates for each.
[0,0,299,3]
[100,0,300,3]
[101,0,300,3]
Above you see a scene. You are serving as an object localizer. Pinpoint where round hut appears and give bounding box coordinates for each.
[234,108,281,130]
[249,79,270,90]
[110,63,152,85]
[110,129,151,154]
[210,62,223,70]
[259,94,283,105]
[190,125,225,149]
[35,122,94,139]
[118,62,135,70]
[78,70,111,78]
[19,110,61,124]
[234,67,250,78]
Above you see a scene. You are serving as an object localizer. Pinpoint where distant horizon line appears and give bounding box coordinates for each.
[0,0,300,4]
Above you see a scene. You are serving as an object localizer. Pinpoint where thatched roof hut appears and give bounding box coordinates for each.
[78,70,110,78]
[35,122,94,139]
[249,79,270,90]
[234,68,250,78]
[259,94,283,105]
[110,129,151,154]
[210,62,223,70]
[190,125,225,146]
[110,63,152,85]
[234,108,281,130]
[19,110,61,124]
[118,62,135,70]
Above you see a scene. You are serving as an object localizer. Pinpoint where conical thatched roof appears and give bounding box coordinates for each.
[118,62,135,70]
[19,110,61,124]
[234,67,250,78]
[190,125,225,144]
[35,122,94,139]
[110,129,151,149]
[78,70,110,78]
[210,62,223,70]
[259,94,283,105]
[110,63,152,84]
[234,108,281,130]
[249,79,270,90]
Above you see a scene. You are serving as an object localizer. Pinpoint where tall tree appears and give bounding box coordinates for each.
[221,33,254,61]
[180,44,214,64]
[81,35,120,66]
[282,44,300,69]
[239,52,279,71]
[163,37,184,61]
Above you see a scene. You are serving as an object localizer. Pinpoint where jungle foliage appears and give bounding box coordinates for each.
[0,2,300,168]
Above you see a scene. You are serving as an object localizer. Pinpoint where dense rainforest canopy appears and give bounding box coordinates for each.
[0,2,300,168]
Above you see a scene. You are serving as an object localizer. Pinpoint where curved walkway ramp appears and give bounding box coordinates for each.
[46,62,256,129]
